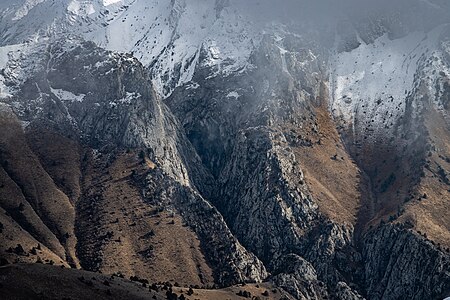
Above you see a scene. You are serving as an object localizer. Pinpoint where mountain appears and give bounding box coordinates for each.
[0,0,449,299]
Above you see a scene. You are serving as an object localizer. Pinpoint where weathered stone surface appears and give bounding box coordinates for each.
[363,224,450,300]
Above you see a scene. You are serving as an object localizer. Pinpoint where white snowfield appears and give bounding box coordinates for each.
[0,0,448,128]
[330,25,448,138]
[0,0,274,97]
[81,0,263,96]
[103,0,121,6]
[50,87,85,103]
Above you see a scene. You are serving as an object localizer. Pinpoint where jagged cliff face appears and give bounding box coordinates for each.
[0,0,449,299]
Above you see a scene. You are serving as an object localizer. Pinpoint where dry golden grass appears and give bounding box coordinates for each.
[0,111,78,267]
[25,127,83,204]
[399,108,450,248]
[78,151,214,285]
[0,206,69,266]
[290,103,361,226]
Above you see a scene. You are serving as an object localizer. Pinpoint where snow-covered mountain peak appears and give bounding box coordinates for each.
[57,0,264,96]
[1,0,449,99]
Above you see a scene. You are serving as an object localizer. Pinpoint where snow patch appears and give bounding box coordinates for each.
[51,87,85,103]
[186,82,199,90]
[103,0,122,6]
[330,28,443,136]
[109,92,138,107]
[68,0,96,16]
[74,0,261,97]
[227,91,240,99]
[12,0,45,21]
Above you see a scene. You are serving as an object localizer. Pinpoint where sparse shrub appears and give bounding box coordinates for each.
[262,290,269,296]
[236,290,252,298]
[0,258,9,266]
[84,280,93,286]
[166,289,177,300]
[187,287,194,296]
[130,275,149,285]
[13,244,25,255]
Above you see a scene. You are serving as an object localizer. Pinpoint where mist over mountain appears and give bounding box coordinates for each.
[0,1,449,299]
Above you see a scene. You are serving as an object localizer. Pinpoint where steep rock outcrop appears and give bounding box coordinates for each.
[363,224,450,300]
[142,167,267,285]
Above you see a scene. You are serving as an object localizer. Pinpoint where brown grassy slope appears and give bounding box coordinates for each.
[0,206,69,266]
[0,111,78,266]
[283,84,361,226]
[25,126,83,204]
[293,103,361,227]
[0,263,159,300]
[172,283,290,300]
[399,108,450,248]
[0,264,287,300]
[0,165,67,263]
[76,150,214,286]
